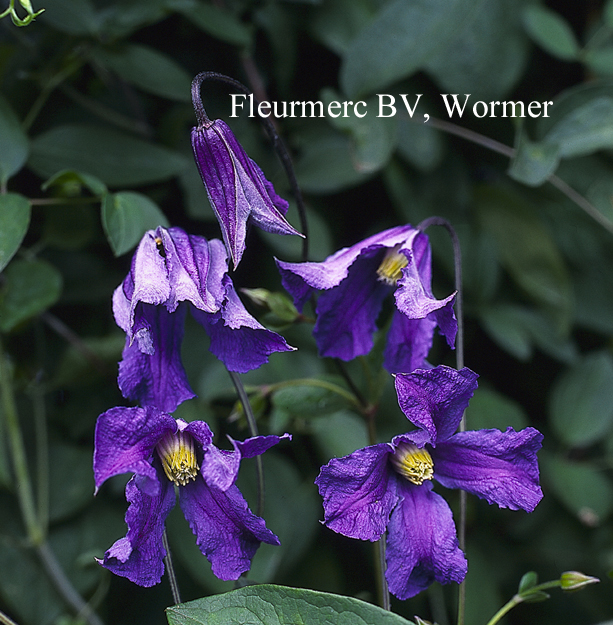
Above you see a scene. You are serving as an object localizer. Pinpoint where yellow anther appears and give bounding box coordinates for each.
[156,430,199,486]
[390,442,434,485]
[376,246,408,286]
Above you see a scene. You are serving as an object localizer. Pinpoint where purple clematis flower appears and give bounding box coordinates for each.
[191,118,302,268]
[94,405,289,586]
[276,225,456,374]
[315,365,543,600]
[113,226,294,413]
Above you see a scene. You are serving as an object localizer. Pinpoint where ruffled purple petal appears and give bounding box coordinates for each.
[276,224,415,311]
[117,304,195,413]
[192,277,294,372]
[395,232,457,348]
[191,120,299,267]
[394,366,479,445]
[313,248,390,361]
[98,474,176,587]
[200,433,291,491]
[93,406,176,495]
[386,480,467,600]
[179,479,279,581]
[383,310,437,374]
[315,443,398,541]
[182,419,214,451]
[433,427,544,512]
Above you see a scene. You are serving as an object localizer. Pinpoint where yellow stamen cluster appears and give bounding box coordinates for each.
[376,246,408,286]
[157,430,199,486]
[390,442,434,485]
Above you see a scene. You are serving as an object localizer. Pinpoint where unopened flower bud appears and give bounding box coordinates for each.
[560,571,599,592]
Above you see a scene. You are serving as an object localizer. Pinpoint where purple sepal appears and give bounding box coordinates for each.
[117,305,195,413]
[383,311,437,374]
[192,277,295,372]
[191,119,301,267]
[179,479,280,581]
[386,481,467,600]
[394,366,479,445]
[98,475,176,587]
[433,427,544,512]
[93,406,175,496]
[315,443,398,541]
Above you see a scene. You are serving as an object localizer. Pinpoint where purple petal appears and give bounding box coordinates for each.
[386,480,467,600]
[433,427,544,512]
[182,419,214,451]
[315,443,398,541]
[383,310,437,374]
[191,120,299,267]
[200,433,291,491]
[394,366,479,445]
[192,277,295,372]
[179,479,279,581]
[93,406,175,495]
[313,248,390,361]
[117,304,195,413]
[276,224,415,311]
[98,475,176,587]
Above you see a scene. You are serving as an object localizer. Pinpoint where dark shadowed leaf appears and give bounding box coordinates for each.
[0,96,29,186]
[0,194,31,273]
[522,5,580,61]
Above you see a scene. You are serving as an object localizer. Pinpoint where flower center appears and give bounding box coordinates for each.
[156,430,199,486]
[376,246,408,286]
[390,442,434,485]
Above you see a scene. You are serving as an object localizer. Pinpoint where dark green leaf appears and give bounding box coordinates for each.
[91,44,192,102]
[0,259,63,332]
[518,571,539,593]
[0,95,29,186]
[168,0,252,47]
[541,452,613,524]
[312,410,369,460]
[0,193,31,273]
[166,584,416,625]
[42,169,108,197]
[523,590,550,603]
[583,47,613,76]
[465,387,528,431]
[340,0,484,98]
[29,124,189,187]
[396,116,444,173]
[508,134,560,187]
[271,377,354,418]
[549,351,613,447]
[522,5,580,61]
[102,191,169,256]
[39,0,100,35]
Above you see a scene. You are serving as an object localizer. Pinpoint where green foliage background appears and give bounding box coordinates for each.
[1,0,613,624]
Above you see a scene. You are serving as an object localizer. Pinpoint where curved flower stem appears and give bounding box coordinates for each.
[425,115,613,236]
[163,530,181,605]
[0,608,19,625]
[485,580,561,625]
[416,217,466,625]
[191,71,310,261]
[228,369,265,518]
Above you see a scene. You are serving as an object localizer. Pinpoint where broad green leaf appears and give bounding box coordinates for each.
[340,0,483,98]
[465,386,528,431]
[39,0,100,35]
[396,116,444,173]
[477,186,572,328]
[102,191,169,256]
[522,5,580,61]
[508,134,560,186]
[541,452,613,524]
[271,377,354,418]
[543,96,613,158]
[168,0,252,47]
[425,0,529,101]
[518,571,539,593]
[96,0,168,38]
[42,169,107,197]
[0,193,31,273]
[166,584,416,625]
[29,124,188,187]
[583,46,613,76]
[91,44,192,102]
[312,410,369,460]
[0,95,28,186]
[0,259,62,332]
[549,351,613,447]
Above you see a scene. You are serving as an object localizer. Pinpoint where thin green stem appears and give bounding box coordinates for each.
[163,530,181,605]
[32,371,49,537]
[0,341,42,545]
[30,197,102,206]
[228,369,265,518]
[0,608,19,625]
[485,580,561,625]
